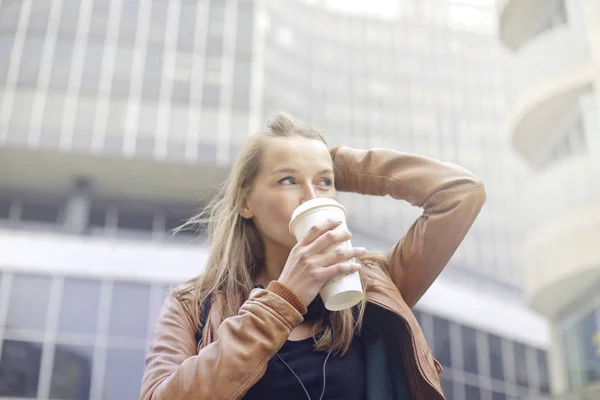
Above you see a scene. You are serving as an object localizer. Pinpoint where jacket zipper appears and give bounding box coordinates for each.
[367,293,445,400]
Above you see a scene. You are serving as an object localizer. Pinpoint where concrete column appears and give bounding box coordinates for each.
[548,321,568,394]
[63,178,91,235]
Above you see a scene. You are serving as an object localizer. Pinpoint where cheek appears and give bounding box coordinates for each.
[252,194,296,233]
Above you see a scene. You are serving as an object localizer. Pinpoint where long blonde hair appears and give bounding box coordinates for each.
[174,112,385,355]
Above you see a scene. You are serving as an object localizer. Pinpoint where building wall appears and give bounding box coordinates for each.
[498,0,600,396]
[0,188,551,399]
[0,267,550,400]
[0,0,556,398]
[0,0,254,165]
[257,0,529,289]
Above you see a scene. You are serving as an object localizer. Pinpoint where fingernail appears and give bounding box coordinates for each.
[329,218,342,225]
[357,247,367,254]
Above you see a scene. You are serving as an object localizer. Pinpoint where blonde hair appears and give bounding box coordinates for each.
[174,112,385,355]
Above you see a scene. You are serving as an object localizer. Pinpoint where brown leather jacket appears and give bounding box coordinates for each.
[140,147,486,400]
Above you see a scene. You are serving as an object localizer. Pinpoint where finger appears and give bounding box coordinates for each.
[307,228,352,254]
[314,246,367,268]
[299,218,343,246]
[317,262,362,282]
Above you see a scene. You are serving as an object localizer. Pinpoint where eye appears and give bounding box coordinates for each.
[319,177,333,187]
[279,177,295,185]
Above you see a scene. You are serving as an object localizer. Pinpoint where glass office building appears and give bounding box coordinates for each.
[498,0,600,398]
[0,0,549,398]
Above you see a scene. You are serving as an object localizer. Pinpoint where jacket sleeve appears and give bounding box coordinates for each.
[331,146,486,308]
[139,284,305,400]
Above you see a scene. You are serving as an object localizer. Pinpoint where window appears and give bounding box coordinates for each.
[136,101,158,138]
[40,93,66,147]
[569,310,600,386]
[0,1,21,33]
[206,33,224,57]
[50,345,93,400]
[462,326,478,374]
[108,282,151,339]
[536,349,550,393]
[5,274,51,332]
[102,348,145,400]
[488,334,504,380]
[118,0,139,45]
[20,201,60,223]
[177,2,197,52]
[111,48,133,99]
[89,207,106,228]
[89,0,110,37]
[117,209,154,232]
[432,316,452,367]
[202,83,221,107]
[17,35,43,86]
[58,279,102,335]
[0,199,10,219]
[232,56,251,110]
[0,37,13,85]
[142,47,163,100]
[441,378,453,400]
[80,39,105,93]
[165,211,197,238]
[72,97,97,151]
[492,391,507,400]
[513,342,529,387]
[49,39,74,90]
[0,340,43,397]
[58,0,81,35]
[148,1,168,45]
[7,91,34,145]
[235,3,254,53]
[465,384,480,400]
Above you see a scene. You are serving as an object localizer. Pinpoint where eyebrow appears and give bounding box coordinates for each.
[271,167,333,175]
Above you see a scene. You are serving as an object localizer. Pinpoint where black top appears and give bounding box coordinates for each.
[243,334,366,400]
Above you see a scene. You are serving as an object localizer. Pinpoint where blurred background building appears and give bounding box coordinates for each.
[498,0,600,398]
[0,0,551,399]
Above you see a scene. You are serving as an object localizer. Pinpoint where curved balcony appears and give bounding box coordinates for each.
[507,59,595,162]
[505,24,590,142]
[521,154,600,317]
[497,0,549,50]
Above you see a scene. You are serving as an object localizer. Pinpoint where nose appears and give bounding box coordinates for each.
[299,183,318,204]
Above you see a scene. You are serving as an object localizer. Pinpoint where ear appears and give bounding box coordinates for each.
[239,196,254,219]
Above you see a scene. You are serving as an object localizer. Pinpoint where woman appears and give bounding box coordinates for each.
[140,113,486,400]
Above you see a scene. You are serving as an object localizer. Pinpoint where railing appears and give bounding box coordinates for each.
[507,24,589,110]
[523,153,600,229]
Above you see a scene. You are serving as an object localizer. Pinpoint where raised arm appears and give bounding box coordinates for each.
[331,146,486,308]
[140,283,305,399]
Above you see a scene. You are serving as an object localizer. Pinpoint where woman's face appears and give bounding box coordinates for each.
[241,136,336,250]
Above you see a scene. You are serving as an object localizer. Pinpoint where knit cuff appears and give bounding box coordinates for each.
[266,281,307,316]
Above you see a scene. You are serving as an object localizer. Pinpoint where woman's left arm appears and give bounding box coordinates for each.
[330,146,486,308]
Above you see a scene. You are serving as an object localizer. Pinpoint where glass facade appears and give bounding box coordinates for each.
[0,189,199,241]
[258,0,528,288]
[414,310,551,399]
[0,271,172,399]
[560,293,600,392]
[0,0,555,398]
[0,0,254,163]
[0,270,550,400]
[0,0,530,288]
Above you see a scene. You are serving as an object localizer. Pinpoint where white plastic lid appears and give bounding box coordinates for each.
[288,198,347,234]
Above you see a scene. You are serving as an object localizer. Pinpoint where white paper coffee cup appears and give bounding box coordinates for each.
[289,198,364,311]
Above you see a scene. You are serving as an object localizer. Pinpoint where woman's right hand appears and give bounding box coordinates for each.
[277,219,367,308]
